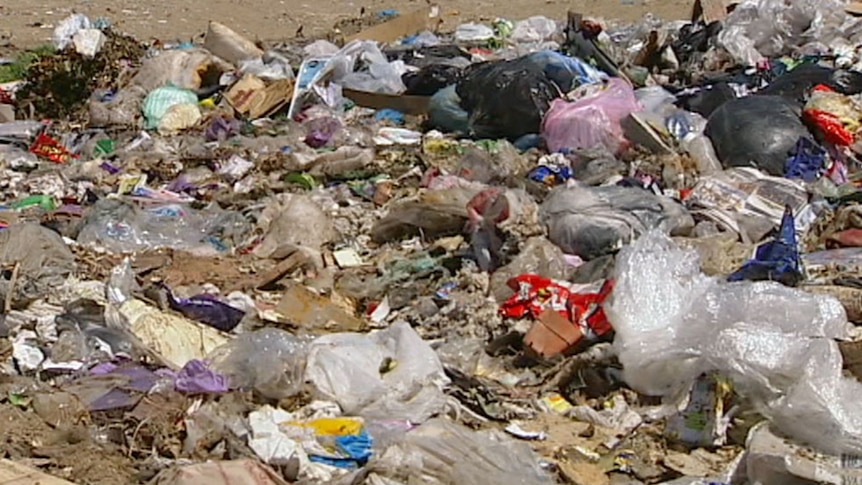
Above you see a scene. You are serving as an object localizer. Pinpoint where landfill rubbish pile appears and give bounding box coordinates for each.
[6,1,862,484]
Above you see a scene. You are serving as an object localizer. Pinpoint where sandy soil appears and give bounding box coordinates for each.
[1,0,692,49]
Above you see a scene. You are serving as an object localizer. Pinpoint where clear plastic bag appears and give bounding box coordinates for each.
[363,418,555,485]
[607,231,862,455]
[77,198,250,254]
[207,328,309,400]
[511,16,558,44]
[541,78,640,154]
[717,0,849,66]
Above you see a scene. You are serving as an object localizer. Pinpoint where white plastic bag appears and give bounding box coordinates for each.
[511,16,558,44]
[304,321,449,422]
[607,231,862,455]
[53,14,92,50]
[322,41,406,95]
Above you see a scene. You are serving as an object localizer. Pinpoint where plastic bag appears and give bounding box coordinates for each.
[428,84,469,134]
[252,193,335,259]
[760,63,862,103]
[363,418,554,485]
[77,198,249,253]
[705,95,809,176]
[607,231,862,455]
[142,86,198,130]
[717,0,848,66]
[132,49,230,92]
[304,321,450,422]
[164,286,246,332]
[402,65,462,96]
[456,58,559,140]
[0,224,76,308]
[542,78,640,154]
[522,50,607,91]
[325,41,406,95]
[207,328,308,400]
[455,23,495,42]
[540,184,694,260]
[511,16,558,44]
[53,14,92,50]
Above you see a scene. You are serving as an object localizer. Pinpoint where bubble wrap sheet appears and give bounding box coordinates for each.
[607,231,862,455]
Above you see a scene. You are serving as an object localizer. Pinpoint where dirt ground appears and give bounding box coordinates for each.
[1,0,692,49]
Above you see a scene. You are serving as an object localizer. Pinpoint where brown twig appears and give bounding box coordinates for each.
[4,262,20,313]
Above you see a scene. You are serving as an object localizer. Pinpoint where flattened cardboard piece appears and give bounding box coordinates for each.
[345,5,441,43]
[343,88,430,115]
[0,459,80,485]
[621,112,674,154]
[848,2,862,16]
[225,74,294,119]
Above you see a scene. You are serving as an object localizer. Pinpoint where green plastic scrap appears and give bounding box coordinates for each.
[94,139,116,156]
[12,194,57,211]
[285,172,318,189]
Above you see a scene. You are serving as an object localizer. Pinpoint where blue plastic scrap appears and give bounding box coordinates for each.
[727,205,804,286]
[308,429,373,469]
[524,50,608,92]
[375,109,405,125]
[785,137,826,182]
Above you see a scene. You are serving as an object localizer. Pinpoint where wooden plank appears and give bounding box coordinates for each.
[0,459,79,485]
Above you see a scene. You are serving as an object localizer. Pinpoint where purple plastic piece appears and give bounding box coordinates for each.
[164,286,245,332]
[304,117,341,148]
[174,359,229,393]
[205,116,241,142]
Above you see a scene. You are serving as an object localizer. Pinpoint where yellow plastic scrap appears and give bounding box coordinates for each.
[282,417,364,436]
[539,393,574,414]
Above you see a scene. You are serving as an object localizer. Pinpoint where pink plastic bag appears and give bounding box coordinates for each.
[541,78,640,154]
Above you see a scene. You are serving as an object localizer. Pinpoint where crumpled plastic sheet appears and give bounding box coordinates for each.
[606,230,862,455]
[540,184,694,260]
[354,418,555,485]
[717,0,852,66]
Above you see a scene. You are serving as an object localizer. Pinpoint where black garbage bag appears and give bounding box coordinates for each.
[403,64,464,96]
[705,95,810,176]
[670,21,723,65]
[759,63,862,103]
[457,59,560,140]
[676,81,736,117]
[385,45,471,66]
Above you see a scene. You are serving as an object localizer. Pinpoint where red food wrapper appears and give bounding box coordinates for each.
[0,88,12,105]
[804,109,855,146]
[30,133,77,164]
[501,274,614,340]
